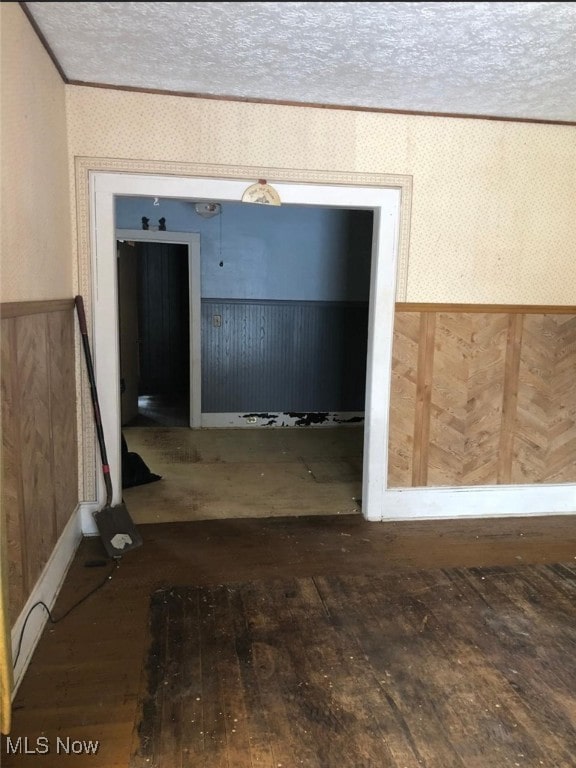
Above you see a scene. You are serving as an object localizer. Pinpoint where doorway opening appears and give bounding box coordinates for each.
[115,197,375,523]
[114,228,202,433]
[86,170,405,529]
[118,240,190,428]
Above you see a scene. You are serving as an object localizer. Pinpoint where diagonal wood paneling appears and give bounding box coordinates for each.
[388,306,575,489]
[412,313,436,486]
[387,312,419,487]
[462,313,509,485]
[427,313,508,486]
[497,314,524,484]
[426,312,468,486]
[549,314,576,482]
[512,314,576,484]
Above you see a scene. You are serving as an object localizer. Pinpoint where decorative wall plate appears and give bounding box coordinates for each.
[241,179,281,206]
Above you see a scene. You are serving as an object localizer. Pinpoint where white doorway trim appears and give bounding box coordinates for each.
[116,229,201,428]
[86,172,402,532]
[77,160,575,531]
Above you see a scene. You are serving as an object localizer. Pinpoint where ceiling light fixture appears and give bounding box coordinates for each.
[194,202,221,219]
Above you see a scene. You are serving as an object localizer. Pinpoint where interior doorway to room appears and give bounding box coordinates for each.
[118,240,190,427]
[88,172,404,528]
[115,228,202,433]
[115,196,375,524]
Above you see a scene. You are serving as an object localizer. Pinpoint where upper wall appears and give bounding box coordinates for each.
[66,86,576,304]
[115,197,373,301]
[0,4,72,302]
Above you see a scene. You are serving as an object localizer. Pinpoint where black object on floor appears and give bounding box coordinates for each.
[122,434,162,489]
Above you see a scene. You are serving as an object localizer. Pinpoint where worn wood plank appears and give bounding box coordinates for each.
[322,573,469,768]
[207,588,254,768]
[427,566,576,763]
[126,562,576,768]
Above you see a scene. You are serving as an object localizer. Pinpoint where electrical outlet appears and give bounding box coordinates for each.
[212,314,222,328]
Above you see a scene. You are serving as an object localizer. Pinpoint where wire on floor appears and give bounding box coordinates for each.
[12,559,119,670]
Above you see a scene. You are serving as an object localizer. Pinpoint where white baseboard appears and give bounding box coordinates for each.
[366,483,576,521]
[201,411,365,428]
[11,507,83,695]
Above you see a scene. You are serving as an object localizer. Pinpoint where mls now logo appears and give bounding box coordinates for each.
[56,737,100,755]
[4,737,50,755]
[4,736,100,755]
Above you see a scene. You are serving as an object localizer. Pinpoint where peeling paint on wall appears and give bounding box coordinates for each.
[287,412,330,426]
[217,412,366,428]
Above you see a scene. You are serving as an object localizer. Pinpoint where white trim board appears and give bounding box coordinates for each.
[116,229,201,428]
[371,484,576,522]
[91,173,401,527]
[11,509,83,695]
[202,412,365,428]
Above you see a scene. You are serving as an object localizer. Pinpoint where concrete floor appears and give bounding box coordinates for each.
[122,426,364,524]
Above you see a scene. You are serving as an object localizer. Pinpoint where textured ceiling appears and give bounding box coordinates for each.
[25,1,576,121]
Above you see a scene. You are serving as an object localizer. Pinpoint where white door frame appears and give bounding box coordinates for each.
[89,173,401,528]
[84,168,575,532]
[116,229,201,428]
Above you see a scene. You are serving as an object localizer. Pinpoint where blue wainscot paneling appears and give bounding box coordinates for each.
[201,299,368,413]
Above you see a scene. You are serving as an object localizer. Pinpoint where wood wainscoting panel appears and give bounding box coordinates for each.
[412,312,436,486]
[0,301,79,627]
[387,312,419,486]
[512,314,576,484]
[388,305,576,490]
[47,311,79,538]
[426,312,468,486]
[15,314,57,592]
[0,319,27,623]
[428,313,508,486]
[497,314,524,484]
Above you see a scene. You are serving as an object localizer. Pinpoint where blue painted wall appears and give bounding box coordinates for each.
[115,196,372,301]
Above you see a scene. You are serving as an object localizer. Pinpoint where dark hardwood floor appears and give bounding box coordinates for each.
[3,514,576,767]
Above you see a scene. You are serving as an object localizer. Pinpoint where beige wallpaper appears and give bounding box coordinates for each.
[66,86,576,304]
[0,3,72,303]
[2,1,575,305]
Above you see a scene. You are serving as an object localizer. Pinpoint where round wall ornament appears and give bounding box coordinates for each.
[241,179,281,206]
